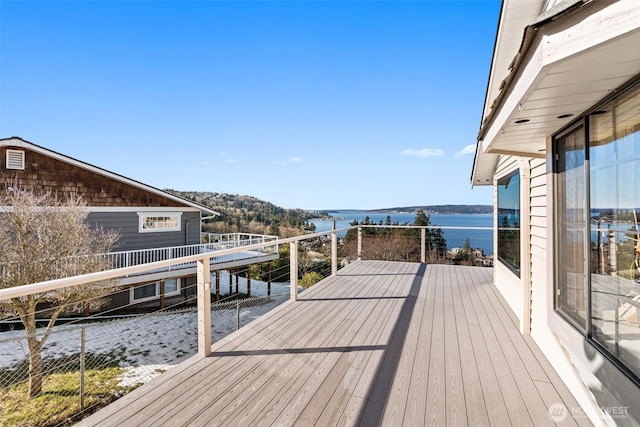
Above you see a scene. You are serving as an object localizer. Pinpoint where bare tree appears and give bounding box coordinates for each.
[0,189,119,398]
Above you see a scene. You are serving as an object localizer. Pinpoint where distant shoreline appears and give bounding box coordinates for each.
[325,205,493,216]
[311,211,494,255]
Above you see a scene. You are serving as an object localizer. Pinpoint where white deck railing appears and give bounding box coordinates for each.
[101,233,279,272]
[201,232,278,245]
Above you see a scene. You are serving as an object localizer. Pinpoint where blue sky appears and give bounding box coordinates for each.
[1,0,499,210]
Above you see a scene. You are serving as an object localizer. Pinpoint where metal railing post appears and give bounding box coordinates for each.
[421,228,426,264]
[215,271,220,301]
[237,301,240,330]
[331,231,338,276]
[290,241,298,301]
[80,326,86,410]
[197,258,212,357]
[357,227,362,261]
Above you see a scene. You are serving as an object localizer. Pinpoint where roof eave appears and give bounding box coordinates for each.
[0,136,220,216]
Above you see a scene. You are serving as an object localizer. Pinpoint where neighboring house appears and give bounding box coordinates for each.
[1,136,277,310]
[472,1,640,425]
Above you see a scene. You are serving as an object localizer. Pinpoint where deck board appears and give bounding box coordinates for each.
[399,265,435,426]
[450,267,490,426]
[79,261,591,427]
[443,266,468,426]
[458,267,513,426]
[425,265,446,426]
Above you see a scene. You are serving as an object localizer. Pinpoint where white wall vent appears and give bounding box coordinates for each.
[6,150,25,170]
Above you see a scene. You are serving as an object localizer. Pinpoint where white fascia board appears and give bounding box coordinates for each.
[482,0,545,122]
[471,152,500,187]
[483,42,547,152]
[474,0,545,185]
[0,206,202,214]
[88,206,201,213]
[473,40,546,186]
[483,2,640,155]
[0,137,219,216]
[542,2,640,66]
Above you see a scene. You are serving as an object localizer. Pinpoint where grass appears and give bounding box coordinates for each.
[0,367,132,427]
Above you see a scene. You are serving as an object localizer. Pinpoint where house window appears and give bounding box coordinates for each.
[138,212,182,233]
[5,150,25,170]
[554,81,640,379]
[131,278,180,303]
[497,170,520,275]
[554,125,587,329]
[588,83,640,378]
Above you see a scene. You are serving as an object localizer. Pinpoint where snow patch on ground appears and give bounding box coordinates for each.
[0,278,294,388]
[118,364,174,388]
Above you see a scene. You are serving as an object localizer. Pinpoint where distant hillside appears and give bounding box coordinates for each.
[164,190,315,237]
[364,205,493,214]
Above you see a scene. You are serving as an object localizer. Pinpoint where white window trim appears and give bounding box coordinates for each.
[137,212,183,233]
[6,149,25,170]
[131,279,181,303]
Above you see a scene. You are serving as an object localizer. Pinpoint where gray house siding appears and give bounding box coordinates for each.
[87,211,201,252]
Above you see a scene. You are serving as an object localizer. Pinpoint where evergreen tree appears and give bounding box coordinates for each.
[412,209,447,257]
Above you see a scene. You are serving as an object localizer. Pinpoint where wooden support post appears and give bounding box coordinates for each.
[235,269,239,293]
[229,269,233,294]
[268,264,272,296]
[215,271,220,301]
[160,281,166,310]
[357,227,362,261]
[290,241,298,301]
[331,231,338,276]
[247,268,252,297]
[421,228,426,264]
[197,258,212,357]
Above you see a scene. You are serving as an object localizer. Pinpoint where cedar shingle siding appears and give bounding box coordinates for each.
[1,146,185,207]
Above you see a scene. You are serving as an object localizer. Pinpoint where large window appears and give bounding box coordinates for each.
[138,212,182,233]
[497,170,520,275]
[554,81,640,379]
[589,84,640,378]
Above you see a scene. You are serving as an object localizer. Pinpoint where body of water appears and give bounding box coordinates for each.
[311,211,494,255]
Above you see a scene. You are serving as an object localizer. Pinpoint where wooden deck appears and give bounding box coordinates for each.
[80,261,592,426]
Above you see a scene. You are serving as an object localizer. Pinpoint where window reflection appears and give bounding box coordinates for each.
[498,170,520,274]
[556,126,587,328]
[589,85,640,377]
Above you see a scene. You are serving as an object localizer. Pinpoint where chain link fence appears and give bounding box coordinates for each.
[0,268,291,427]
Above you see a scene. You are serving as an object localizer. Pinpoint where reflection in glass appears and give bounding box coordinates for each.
[134,283,157,300]
[556,126,587,328]
[165,278,179,294]
[589,85,640,377]
[497,171,520,274]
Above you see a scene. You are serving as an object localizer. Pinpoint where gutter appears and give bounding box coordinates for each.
[200,214,219,220]
[478,0,592,142]
[472,0,595,186]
